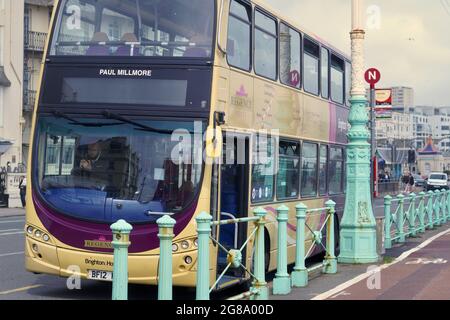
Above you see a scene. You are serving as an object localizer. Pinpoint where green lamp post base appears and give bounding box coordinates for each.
[338,227,379,264]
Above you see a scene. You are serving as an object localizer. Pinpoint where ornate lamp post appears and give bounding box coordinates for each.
[338,0,378,264]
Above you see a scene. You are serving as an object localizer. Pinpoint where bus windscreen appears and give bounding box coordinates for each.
[50,0,215,58]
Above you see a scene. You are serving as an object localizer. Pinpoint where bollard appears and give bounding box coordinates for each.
[384,195,393,249]
[196,212,212,301]
[157,215,176,300]
[251,208,268,300]
[292,203,308,287]
[409,193,417,237]
[397,195,406,243]
[441,190,448,224]
[439,190,445,225]
[418,192,426,233]
[273,205,291,295]
[323,200,337,274]
[427,191,435,229]
[447,190,450,222]
[434,190,441,226]
[111,219,133,300]
[445,190,450,223]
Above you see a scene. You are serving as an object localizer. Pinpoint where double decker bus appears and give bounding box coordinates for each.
[26,0,351,290]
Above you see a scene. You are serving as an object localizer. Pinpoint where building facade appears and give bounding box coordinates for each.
[23,0,53,165]
[376,111,414,145]
[391,86,414,112]
[0,0,24,170]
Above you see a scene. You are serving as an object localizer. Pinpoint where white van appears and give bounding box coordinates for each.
[426,173,449,191]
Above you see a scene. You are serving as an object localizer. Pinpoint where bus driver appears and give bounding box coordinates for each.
[80,141,104,172]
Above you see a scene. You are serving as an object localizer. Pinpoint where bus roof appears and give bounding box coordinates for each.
[251,0,351,61]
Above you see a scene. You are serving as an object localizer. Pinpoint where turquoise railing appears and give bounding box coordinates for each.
[384,189,450,249]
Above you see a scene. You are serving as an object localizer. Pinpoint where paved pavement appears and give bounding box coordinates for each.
[269,222,450,300]
[324,226,450,300]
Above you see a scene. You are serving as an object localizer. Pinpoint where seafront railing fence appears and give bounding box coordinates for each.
[109,201,341,300]
[384,189,450,249]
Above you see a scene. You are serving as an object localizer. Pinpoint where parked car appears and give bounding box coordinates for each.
[413,174,425,188]
[425,173,449,191]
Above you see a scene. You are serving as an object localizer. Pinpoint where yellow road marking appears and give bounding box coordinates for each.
[0,285,43,295]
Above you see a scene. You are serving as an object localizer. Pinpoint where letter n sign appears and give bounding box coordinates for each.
[365,68,381,89]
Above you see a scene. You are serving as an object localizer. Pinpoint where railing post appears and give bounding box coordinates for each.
[397,194,406,243]
[251,208,268,301]
[434,190,441,226]
[441,189,448,224]
[273,205,291,295]
[196,212,212,301]
[157,215,176,300]
[323,200,337,274]
[409,193,417,237]
[292,203,308,287]
[384,195,393,249]
[111,220,133,301]
[447,190,450,223]
[418,192,426,233]
[428,191,435,229]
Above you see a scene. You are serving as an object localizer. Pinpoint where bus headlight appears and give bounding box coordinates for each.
[43,234,50,242]
[27,226,34,235]
[184,256,193,264]
[34,230,42,238]
[172,244,179,252]
[181,241,190,250]
[194,239,198,247]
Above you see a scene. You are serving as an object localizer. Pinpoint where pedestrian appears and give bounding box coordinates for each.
[19,176,26,208]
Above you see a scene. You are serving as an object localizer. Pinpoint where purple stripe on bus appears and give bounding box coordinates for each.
[32,191,198,254]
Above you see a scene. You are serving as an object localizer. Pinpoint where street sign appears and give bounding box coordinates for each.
[365,68,381,88]
[375,89,393,119]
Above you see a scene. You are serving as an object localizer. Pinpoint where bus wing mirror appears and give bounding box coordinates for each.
[205,126,223,159]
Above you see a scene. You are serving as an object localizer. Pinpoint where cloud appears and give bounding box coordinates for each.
[265,0,450,106]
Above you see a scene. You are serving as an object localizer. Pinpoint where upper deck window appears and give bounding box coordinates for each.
[254,10,277,80]
[331,54,345,104]
[227,0,252,70]
[321,47,329,99]
[279,23,301,89]
[50,0,215,58]
[303,38,320,95]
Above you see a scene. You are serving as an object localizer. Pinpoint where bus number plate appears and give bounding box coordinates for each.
[88,270,113,281]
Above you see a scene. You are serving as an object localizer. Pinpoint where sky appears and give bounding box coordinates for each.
[265,0,450,107]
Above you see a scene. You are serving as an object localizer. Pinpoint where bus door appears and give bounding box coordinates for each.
[216,133,250,285]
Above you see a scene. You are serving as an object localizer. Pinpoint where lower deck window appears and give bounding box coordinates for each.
[251,136,276,203]
[277,141,300,199]
[301,142,318,197]
[329,147,344,194]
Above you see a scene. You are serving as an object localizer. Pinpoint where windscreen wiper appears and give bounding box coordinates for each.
[101,111,174,134]
[53,111,123,127]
